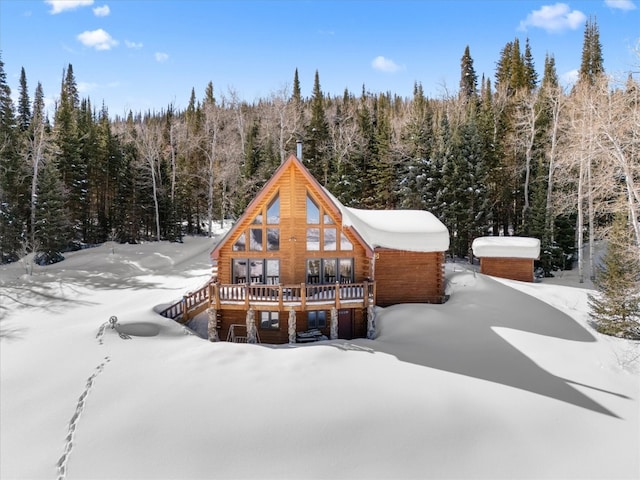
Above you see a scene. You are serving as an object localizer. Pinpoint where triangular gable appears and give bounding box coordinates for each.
[211,154,372,260]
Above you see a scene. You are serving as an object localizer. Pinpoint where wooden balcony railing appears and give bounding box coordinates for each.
[213,281,375,311]
[160,280,376,322]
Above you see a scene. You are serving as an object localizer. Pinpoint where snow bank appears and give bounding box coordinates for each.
[472,236,540,259]
[1,239,638,480]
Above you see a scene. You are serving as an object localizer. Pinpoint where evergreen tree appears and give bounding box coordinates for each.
[399,83,436,210]
[459,45,478,102]
[541,53,559,90]
[17,67,31,132]
[354,87,376,207]
[304,70,330,184]
[579,17,604,86]
[588,213,640,339]
[477,76,501,234]
[0,53,24,263]
[446,111,487,259]
[435,112,454,226]
[292,68,301,104]
[523,38,538,92]
[34,159,71,264]
[495,41,514,94]
[367,93,396,208]
[53,64,84,243]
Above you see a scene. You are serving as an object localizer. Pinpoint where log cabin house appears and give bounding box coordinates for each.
[163,153,449,344]
[472,236,541,282]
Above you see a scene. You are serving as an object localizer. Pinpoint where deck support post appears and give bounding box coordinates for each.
[207,307,219,342]
[367,304,376,340]
[288,309,296,344]
[330,307,338,340]
[246,308,257,344]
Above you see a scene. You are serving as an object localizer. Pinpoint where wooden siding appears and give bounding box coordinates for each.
[374,250,445,305]
[480,257,534,282]
[216,160,370,286]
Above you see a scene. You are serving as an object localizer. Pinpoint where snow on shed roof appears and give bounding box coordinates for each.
[472,236,540,259]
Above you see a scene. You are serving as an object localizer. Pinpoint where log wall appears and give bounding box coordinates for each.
[374,250,446,305]
[480,257,534,282]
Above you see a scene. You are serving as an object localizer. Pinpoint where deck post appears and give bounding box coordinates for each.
[287,309,296,344]
[278,285,283,310]
[330,307,338,340]
[335,281,341,310]
[246,308,257,344]
[301,283,306,310]
[207,307,219,342]
[213,283,221,309]
[363,280,368,308]
[181,295,189,321]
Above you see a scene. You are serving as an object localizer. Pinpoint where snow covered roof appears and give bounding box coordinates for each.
[472,236,541,259]
[321,187,449,253]
[342,208,450,252]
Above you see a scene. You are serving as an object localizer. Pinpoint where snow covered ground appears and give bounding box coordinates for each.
[1,236,638,479]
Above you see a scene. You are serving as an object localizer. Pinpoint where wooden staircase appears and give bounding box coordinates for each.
[159,280,213,324]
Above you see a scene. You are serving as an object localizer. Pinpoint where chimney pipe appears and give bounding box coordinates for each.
[296,139,303,161]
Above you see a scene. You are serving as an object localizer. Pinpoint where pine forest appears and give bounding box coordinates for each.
[1,19,639,287]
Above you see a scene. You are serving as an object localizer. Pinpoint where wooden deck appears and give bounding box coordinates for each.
[160,281,376,323]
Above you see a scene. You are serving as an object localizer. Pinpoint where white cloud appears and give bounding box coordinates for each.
[605,0,637,10]
[45,0,94,14]
[93,4,110,16]
[155,52,169,62]
[77,81,98,93]
[371,56,404,73]
[125,40,143,49]
[561,69,579,85]
[518,3,587,33]
[77,28,118,50]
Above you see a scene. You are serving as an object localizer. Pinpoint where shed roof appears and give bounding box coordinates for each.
[472,236,541,259]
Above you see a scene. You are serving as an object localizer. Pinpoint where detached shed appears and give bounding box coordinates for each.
[472,236,541,282]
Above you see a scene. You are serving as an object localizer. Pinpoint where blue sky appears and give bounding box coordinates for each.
[1,0,638,117]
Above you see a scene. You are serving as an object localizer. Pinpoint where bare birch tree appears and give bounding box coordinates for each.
[132,118,163,241]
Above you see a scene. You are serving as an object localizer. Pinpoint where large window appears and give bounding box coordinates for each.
[233,193,279,252]
[307,195,320,224]
[233,259,280,284]
[306,258,353,284]
[306,192,353,252]
[260,312,279,330]
[308,311,326,329]
[267,196,280,224]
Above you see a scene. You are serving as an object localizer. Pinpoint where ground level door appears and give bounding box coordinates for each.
[337,309,353,340]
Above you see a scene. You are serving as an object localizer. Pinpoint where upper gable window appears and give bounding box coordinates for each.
[233,232,246,252]
[267,195,280,224]
[340,232,353,250]
[306,195,320,224]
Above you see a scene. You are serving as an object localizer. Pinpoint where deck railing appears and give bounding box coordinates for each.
[160,280,376,322]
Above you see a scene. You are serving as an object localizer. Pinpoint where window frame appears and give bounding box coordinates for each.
[308,310,327,329]
[259,311,280,330]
